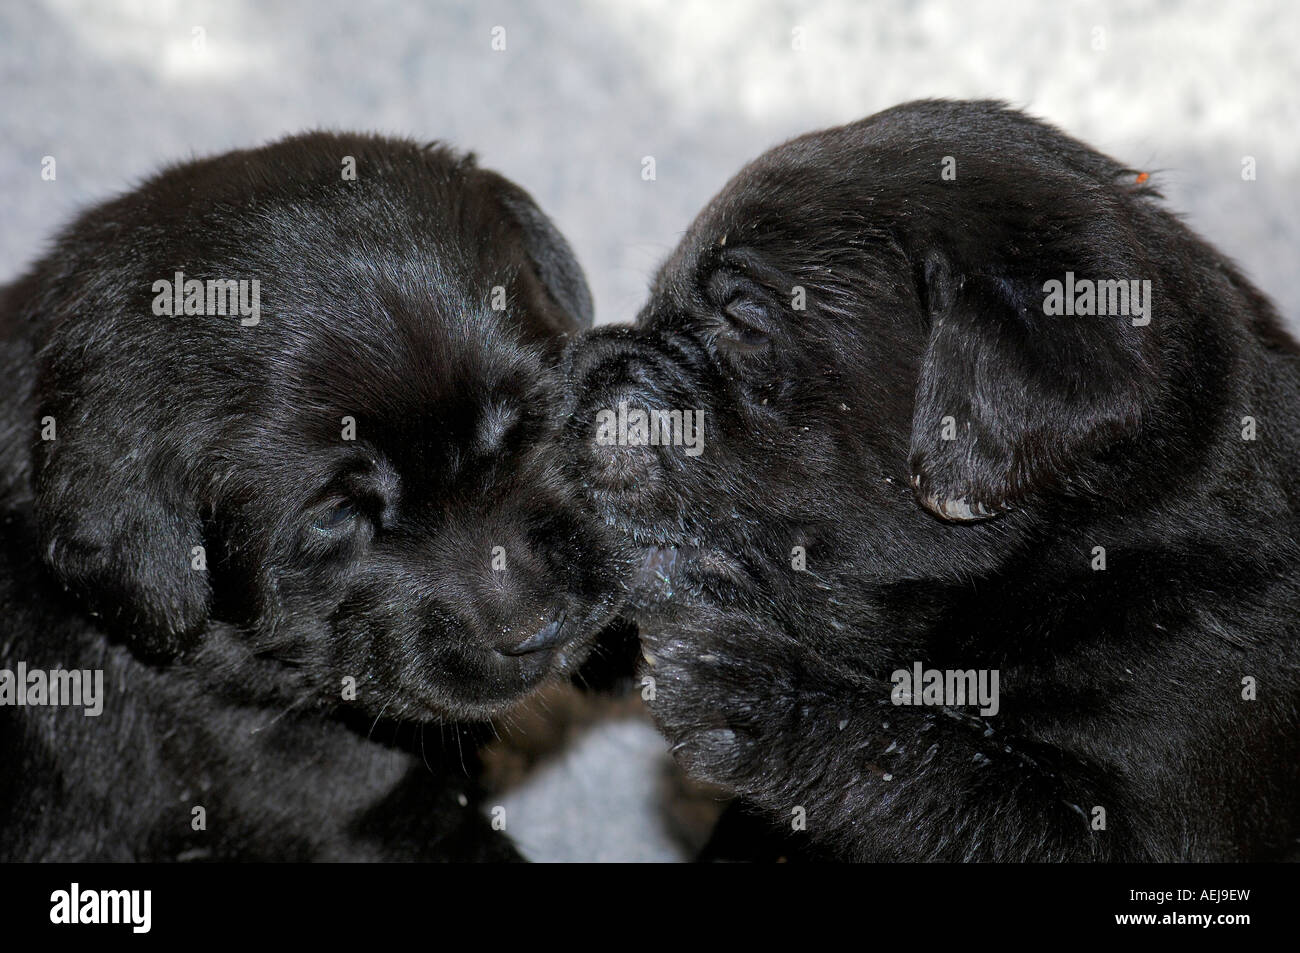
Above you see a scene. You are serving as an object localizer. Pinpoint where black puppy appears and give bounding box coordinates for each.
[570,100,1300,861]
[0,132,622,860]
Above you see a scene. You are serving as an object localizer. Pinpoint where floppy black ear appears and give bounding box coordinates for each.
[34,394,210,659]
[480,171,594,330]
[908,248,1158,522]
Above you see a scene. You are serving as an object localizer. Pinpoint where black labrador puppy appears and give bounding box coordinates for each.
[569,100,1300,861]
[0,132,622,860]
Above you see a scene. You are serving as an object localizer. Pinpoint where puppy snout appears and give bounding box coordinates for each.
[589,440,657,490]
[581,387,662,491]
[566,325,646,395]
[569,333,669,494]
[443,516,574,661]
[497,610,567,657]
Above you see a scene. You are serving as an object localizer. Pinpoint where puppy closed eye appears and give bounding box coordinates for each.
[312,500,360,536]
[306,498,379,555]
[715,293,774,359]
[304,459,398,547]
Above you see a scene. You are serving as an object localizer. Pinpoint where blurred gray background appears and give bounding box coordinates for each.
[2,0,1296,861]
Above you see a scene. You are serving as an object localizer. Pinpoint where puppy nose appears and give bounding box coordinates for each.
[498,611,567,656]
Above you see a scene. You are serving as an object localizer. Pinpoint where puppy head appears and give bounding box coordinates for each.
[28,132,620,720]
[570,101,1212,627]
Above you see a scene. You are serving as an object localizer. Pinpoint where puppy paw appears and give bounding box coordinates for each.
[639,621,803,792]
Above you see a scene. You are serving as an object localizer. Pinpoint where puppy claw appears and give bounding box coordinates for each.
[920,493,1007,522]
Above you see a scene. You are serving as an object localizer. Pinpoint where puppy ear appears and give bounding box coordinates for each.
[908,249,1157,522]
[35,409,210,659]
[479,170,594,329]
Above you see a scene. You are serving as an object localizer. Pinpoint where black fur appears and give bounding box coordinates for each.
[569,100,1300,861]
[0,132,622,860]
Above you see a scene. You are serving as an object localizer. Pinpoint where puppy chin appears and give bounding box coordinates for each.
[378,628,605,724]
